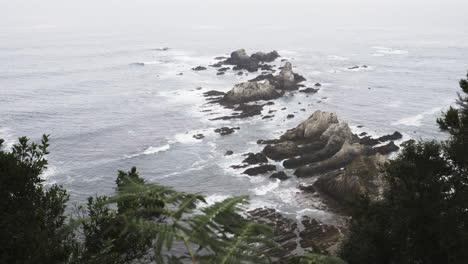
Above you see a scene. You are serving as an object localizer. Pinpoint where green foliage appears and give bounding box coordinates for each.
[289,253,347,264]
[70,167,275,264]
[0,135,72,264]
[340,72,468,264]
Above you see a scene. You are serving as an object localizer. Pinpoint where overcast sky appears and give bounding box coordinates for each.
[1,0,467,30]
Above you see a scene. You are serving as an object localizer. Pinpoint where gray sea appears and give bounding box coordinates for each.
[1,20,467,223]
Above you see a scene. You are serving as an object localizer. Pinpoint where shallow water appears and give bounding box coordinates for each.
[1,23,467,223]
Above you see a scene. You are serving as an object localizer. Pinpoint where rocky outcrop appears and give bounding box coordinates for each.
[263,141,299,161]
[313,154,387,204]
[242,153,268,165]
[220,80,283,105]
[221,49,280,72]
[258,110,401,206]
[248,62,306,90]
[251,51,280,62]
[275,62,306,90]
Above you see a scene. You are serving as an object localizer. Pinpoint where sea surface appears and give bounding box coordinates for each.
[1,24,467,223]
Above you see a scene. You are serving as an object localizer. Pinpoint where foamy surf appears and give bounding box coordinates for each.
[124,144,171,159]
[251,180,280,196]
[392,107,442,127]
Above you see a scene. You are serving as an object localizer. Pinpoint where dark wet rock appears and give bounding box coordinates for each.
[251,50,280,62]
[348,66,359,70]
[287,114,295,119]
[216,71,225,75]
[177,73,183,75]
[220,80,283,105]
[249,73,275,83]
[377,131,402,142]
[214,56,227,60]
[242,152,268,165]
[203,90,225,97]
[192,66,207,71]
[313,154,387,204]
[299,88,319,93]
[359,136,380,146]
[236,71,244,76]
[357,125,364,128]
[266,101,275,105]
[294,142,365,177]
[231,164,249,169]
[362,65,368,68]
[195,87,202,90]
[263,141,299,161]
[359,132,367,136]
[130,62,145,66]
[300,109,306,111]
[314,83,322,87]
[218,67,230,72]
[211,104,265,120]
[257,139,282,145]
[225,150,234,156]
[243,164,276,176]
[221,49,280,72]
[372,141,399,155]
[262,115,274,119]
[281,107,287,110]
[298,184,316,193]
[274,62,306,90]
[210,62,223,68]
[247,208,342,259]
[193,134,204,139]
[269,171,290,181]
[299,217,342,251]
[214,127,240,136]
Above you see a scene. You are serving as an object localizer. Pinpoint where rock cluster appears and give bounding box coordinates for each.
[258,110,401,205]
[214,49,280,72]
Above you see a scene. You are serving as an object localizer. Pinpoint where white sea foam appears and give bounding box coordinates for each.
[251,180,280,195]
[372,46,408,55]
[124,144,171,159]
[204,193,232,206]
[327,55,349,61]
[41,165,59,181]
[392,107,442,127]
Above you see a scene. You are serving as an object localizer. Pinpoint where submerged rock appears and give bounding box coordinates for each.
[243,164,276,176]
[214,127,240,135]
[192,66,207,71]
[193,134,204,139]
[270,171,290,181]
[225,150,234,156]
[242,153,268,165]
[299,88,319,93]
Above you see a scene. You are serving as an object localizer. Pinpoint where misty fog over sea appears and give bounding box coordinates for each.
[1,0,468,223]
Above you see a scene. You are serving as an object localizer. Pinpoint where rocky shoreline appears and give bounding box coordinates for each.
[193,49,403,258]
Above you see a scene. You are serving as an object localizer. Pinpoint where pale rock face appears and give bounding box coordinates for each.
[222,80,281,104]
[281,110,339,141]
[278,62,295,87]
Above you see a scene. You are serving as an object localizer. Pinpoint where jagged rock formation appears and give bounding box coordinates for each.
[216,49,280,72]
[220,80,283,104]
[259,110,402,205]
[249,62,306,90]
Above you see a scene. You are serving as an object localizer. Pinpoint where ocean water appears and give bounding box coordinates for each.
[1,24,467,223]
